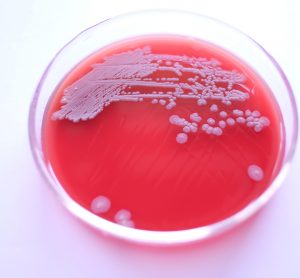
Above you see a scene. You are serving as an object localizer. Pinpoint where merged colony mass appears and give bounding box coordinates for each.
[43,35,283,231]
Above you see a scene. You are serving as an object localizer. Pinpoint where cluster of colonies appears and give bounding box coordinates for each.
[90,196,135,228]
[154,101,271,144]
[52,47,250,122]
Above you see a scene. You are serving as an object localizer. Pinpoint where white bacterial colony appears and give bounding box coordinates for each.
[202,123,222,136]
[190,112,202,123]
[170,114,199,143]
[90,196,135,228]
[176,133,188,144]
[169,107,270,141]
[210,104,218,112]
[114,209,135,228]
[90,195,111,214]
[247,164,264,181]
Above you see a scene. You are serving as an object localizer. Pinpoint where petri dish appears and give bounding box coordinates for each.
[29,10,298,245]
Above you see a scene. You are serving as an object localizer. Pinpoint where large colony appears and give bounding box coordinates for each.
[90,195,111,214]
[247,165,264,181]
[90,195,135,228]
[54,47,268,221]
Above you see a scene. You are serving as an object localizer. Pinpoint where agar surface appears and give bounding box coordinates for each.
[52,47,271,227]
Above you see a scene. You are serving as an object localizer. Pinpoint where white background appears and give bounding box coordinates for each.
[1,0,300,277]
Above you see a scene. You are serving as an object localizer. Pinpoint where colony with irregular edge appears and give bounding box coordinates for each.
[52,46,270,227]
